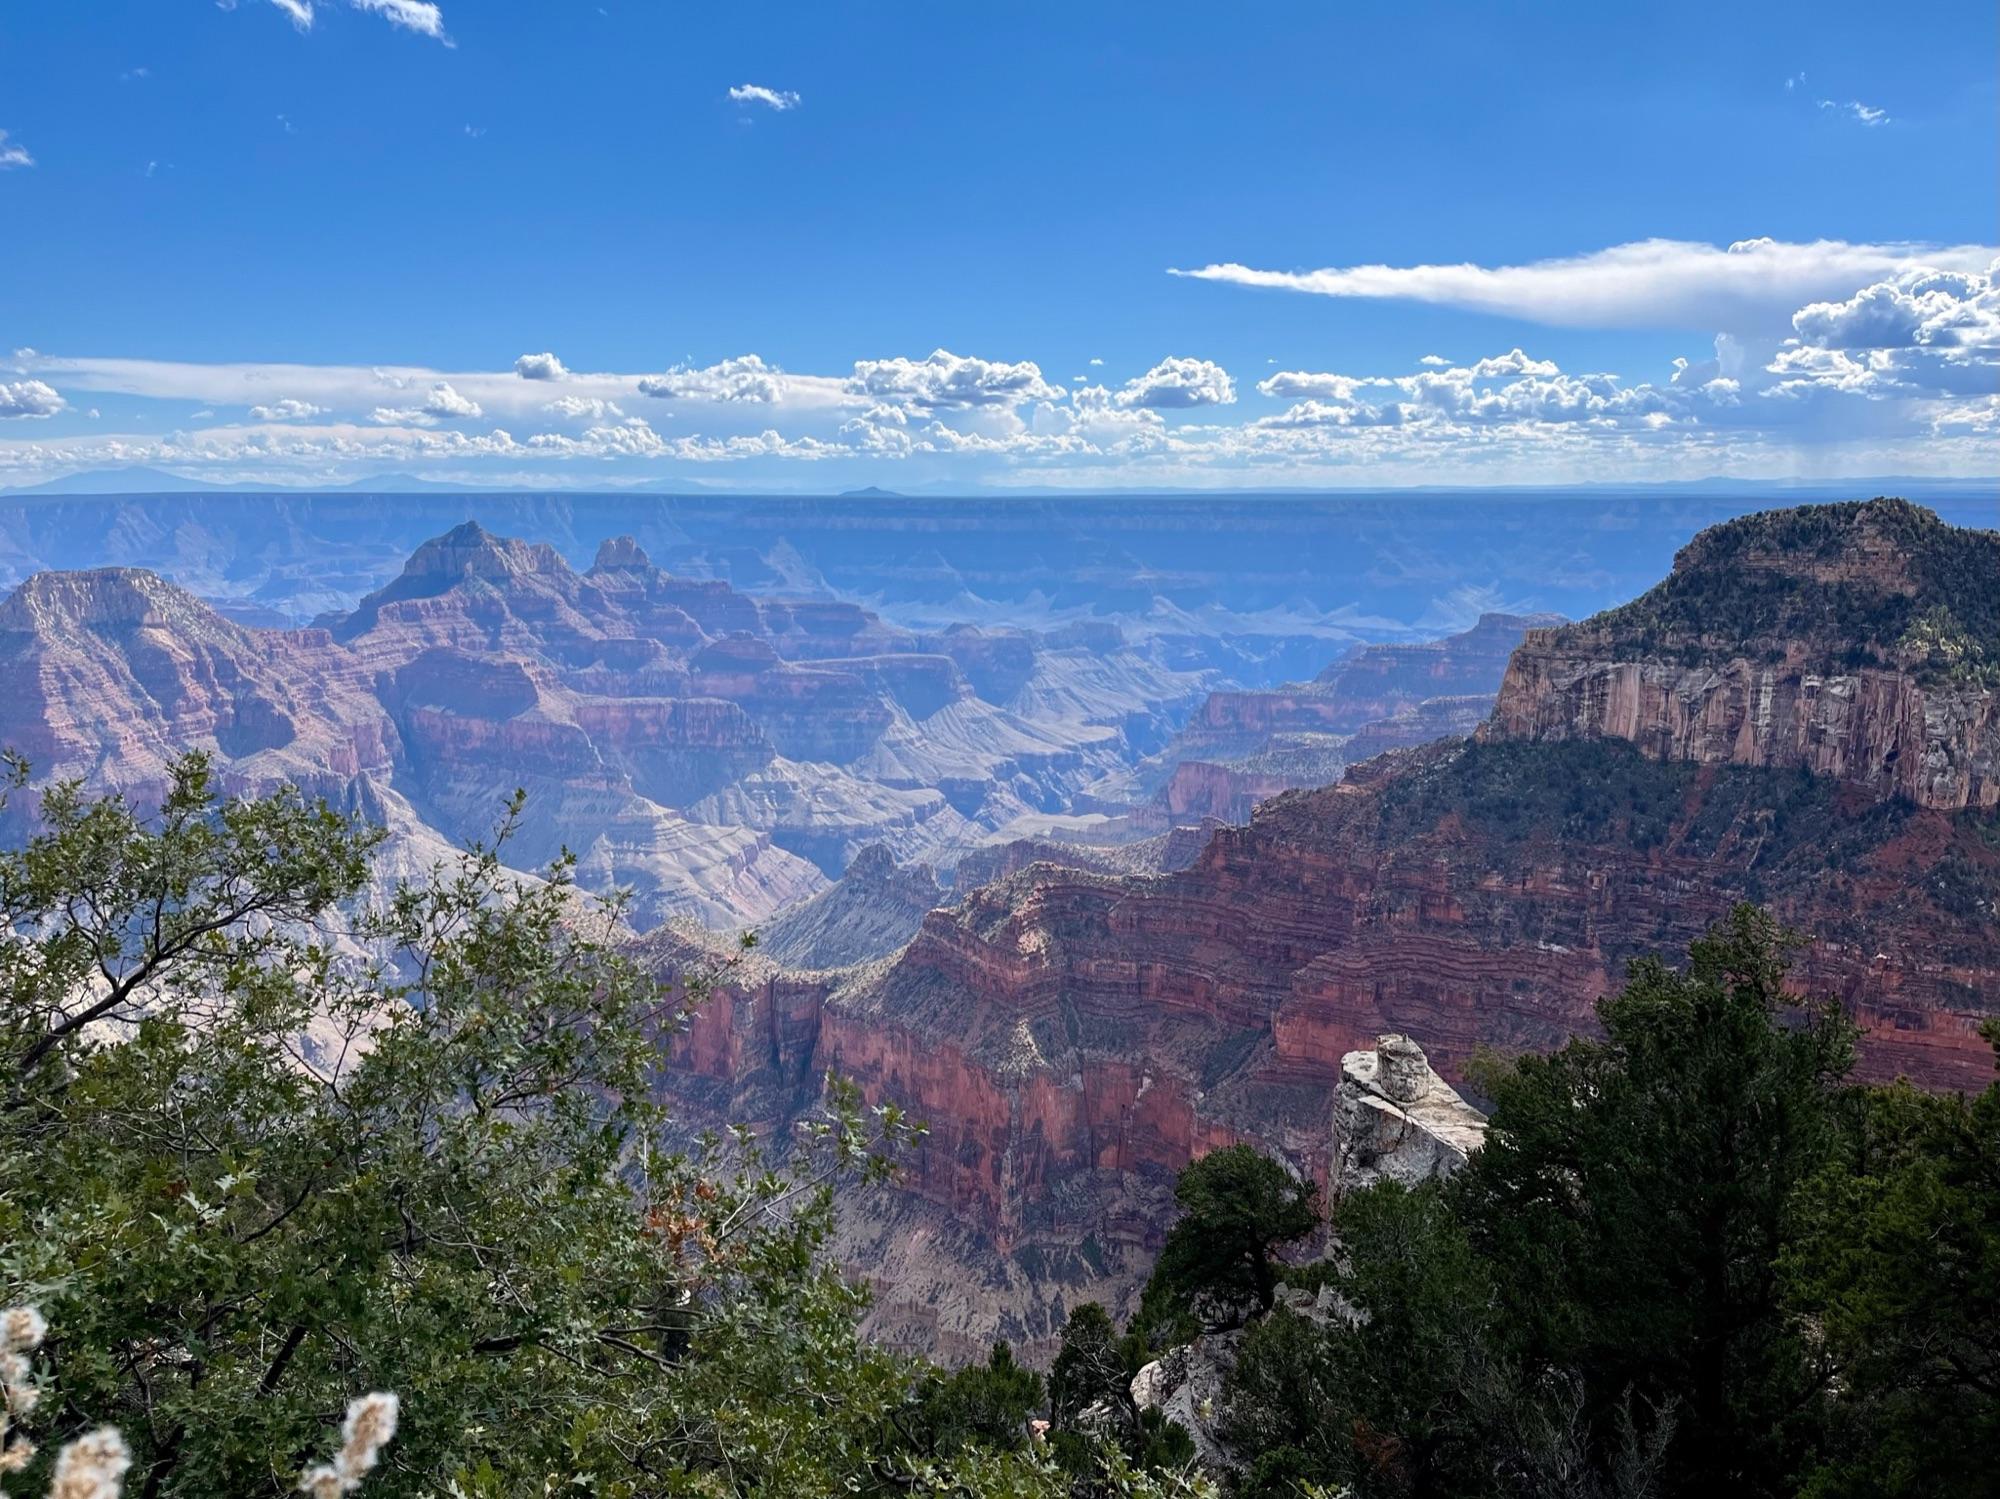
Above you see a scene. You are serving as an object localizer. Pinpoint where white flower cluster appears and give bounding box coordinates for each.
[298,1393,400,1499]
[2,1307,128,1499]
[2,1305,396,1499]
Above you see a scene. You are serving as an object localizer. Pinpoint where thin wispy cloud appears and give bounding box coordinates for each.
[0,130,34,170]
[729,84,801,111]
[1169,238,1994,329]
[228,0,448,42]
[1819,98,1889,126]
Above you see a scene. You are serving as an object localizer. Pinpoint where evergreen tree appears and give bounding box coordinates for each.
[1452,904,1855,1496]
[1135,1144,1319,1343]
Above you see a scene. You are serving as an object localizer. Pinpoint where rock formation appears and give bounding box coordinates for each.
[0,522,1220,927]
[645,500,2000,1363]
[1098,612,1565,826]
[752,845,946,970]
[1334,1035,1487,1194]
[1484,499,2000,811]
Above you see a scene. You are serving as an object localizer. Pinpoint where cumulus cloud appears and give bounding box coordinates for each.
[0,380,64,419]
[1790,265,1999,353]
[847,349,1060,410]
[728,84,800,111]
[514,352,568,381]
[541,394,623,421]
[0,130,32,170]
[1112,356,1236,408]
[419,379,482,417]
[248,398,327,421]
[1761,261,2000,398]
[371,380,484,425]
[1170,237,1998,330]
[1258,370,1371,401]
[637,354,784,403]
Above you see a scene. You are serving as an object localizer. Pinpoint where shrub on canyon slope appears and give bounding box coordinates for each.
[0,754,1205,1499]
[1222,904,2000,1499]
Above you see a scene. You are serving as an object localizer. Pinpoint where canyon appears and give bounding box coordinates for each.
[0,519,1231,927]
[642,499,2000,1363]
[3,490,1994,1370]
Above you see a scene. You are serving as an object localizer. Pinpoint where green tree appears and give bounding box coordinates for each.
[0,755,924,1496]
[1136,1145,1319,1342]
[1452,904,1854,1497]
[1783,1023,2000,1499]
[898,1341,1045,1461]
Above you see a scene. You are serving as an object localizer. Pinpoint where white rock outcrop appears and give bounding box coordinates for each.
[1333,1033,1487,1193]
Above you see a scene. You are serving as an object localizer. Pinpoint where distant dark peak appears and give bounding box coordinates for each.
[591,535,654,572]
[845,843,900,880]
[692,632,782,671]
[838,486,903,499]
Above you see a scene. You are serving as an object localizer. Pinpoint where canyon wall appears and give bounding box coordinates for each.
[646,500,2000,1363]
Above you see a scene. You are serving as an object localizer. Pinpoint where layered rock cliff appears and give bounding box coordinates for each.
[1485,499,2000,810]
[1097,612,1565,825]
[0,522,1221,926]
[645,501,2000,1363]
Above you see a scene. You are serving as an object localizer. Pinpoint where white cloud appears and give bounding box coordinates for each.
[0,131,33,170]
[637,354,785,403]
[419,379,482,417]
[1169,238,1997,330]
[242,0,446,39]
[1088,357,1104,366]
[1818,98,1888,126]
[1258,370,1370,401]
[0,380,64,419]
[1790,265,1998,353]
[847,349,1060,409]
[514,351,568,381]
[728,84,800,111]
[1417,354,1451,367]
[542,395,623,422]
[1113,356,1236,408]
[371,380,484,425]
[1766,262,1999,398]
[349,0,445,38]
[248,397,326,421]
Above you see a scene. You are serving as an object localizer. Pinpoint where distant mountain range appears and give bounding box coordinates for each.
[4,464,1993,503]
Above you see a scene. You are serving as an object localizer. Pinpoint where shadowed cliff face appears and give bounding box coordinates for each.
[644,501,2000,1365]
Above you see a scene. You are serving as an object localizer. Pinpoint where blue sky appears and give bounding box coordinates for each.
[0,1,1994,490]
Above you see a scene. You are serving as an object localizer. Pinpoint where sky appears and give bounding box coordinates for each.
[0,1,1994,492]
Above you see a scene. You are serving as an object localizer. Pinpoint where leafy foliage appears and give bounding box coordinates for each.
[0,755,1211,1498]
[1782,1025,2000,1499]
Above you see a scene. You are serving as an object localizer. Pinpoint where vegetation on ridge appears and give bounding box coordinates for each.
[1573,499,2000,683]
